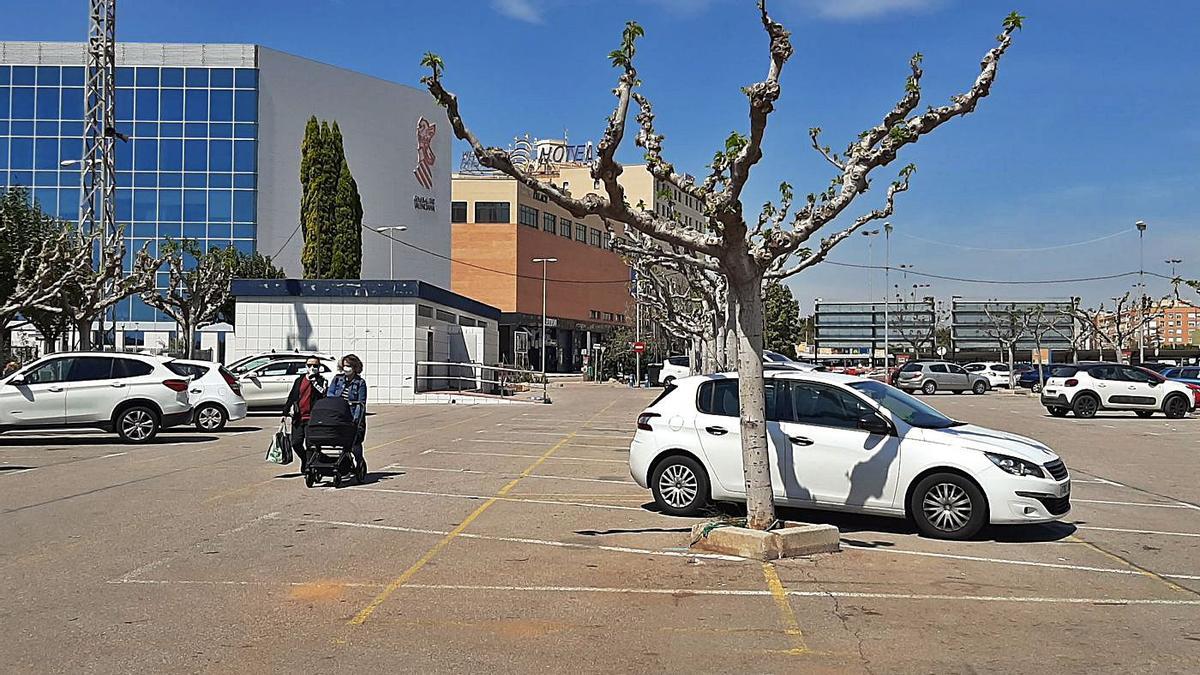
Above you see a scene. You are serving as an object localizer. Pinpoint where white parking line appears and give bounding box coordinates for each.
[116,511,281,582]
[348,486,649,512]
[0,467,36,477]
[399,584,1200,606]
[382,464,636,486]
[845,542,1200,581]
[294,517,743,561]
[471,439,629,450]
[422,449,626,464]
[1073,499,1192,510]
[1077,525,1200,539]
[480,430,631,440]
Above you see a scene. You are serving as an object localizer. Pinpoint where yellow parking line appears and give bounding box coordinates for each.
[347,399,619,626]
[761,563,809,655]
[1067,534,1197,596]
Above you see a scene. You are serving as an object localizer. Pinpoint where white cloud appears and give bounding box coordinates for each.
[491,0,543,24]
[803,0,945,20]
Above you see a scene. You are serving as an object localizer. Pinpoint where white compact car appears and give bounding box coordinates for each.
[658,356,691,385]
[166,359,248,431]
[237,358,335,408]
[964,362,1012,388]
[228,351,336,375]
[0,352,193,443]
[1041,362,1197,419]
[630,371,1071,539]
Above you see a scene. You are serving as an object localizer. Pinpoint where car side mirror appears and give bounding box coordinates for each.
[8,375,25,386]
[858,413,892,436]
[1148,380,1159,387]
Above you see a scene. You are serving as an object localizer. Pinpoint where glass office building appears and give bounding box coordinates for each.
[0,42,451,353]
[0,59,258,322]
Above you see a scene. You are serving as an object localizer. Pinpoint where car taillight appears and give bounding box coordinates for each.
[1063,379,1078,387]
[637,412,660,431]
[220,368,241,395]
[162,379,189,392]
[1187,384,1200,406]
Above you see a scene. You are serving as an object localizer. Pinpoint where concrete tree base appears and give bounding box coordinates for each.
[690,522,840,561]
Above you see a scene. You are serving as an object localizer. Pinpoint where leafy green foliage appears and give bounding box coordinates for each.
[0,187,58,311]
[219,248,286,324]
[610,21,644,68]
[763,281,801,358]
[1003,11,1026,31]
[300,117,362,279]
[420,52,444,81]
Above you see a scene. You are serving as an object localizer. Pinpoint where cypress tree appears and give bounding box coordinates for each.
[299,116,323,278]
[299,118,363,279]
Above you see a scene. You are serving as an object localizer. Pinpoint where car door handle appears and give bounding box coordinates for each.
[788,435,814,446]
[110,382,126,388]
[190,389,202,394]
[705,426,728,436]
[48,386,64,392]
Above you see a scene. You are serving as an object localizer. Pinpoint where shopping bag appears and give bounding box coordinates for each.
[266,421,293,465]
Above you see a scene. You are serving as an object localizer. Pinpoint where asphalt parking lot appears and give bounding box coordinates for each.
[2,384,1199,673]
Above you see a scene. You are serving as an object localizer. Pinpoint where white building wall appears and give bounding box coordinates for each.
[231,296,497,404]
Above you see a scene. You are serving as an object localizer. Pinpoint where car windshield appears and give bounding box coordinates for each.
[763,351,792,363]
[848,380,963,429]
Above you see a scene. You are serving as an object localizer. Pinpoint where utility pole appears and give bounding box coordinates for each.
[635,278,641,387]
[82,0,119,349]
[862,229,880,367]
[1136,220,1147,363]
[883,222,892,369]
[533,257,557,403]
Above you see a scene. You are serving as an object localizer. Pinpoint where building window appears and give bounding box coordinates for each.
[518,204,539,227]
[603,312,615,321]
[602,232,612,249]
[531,191,549,203]
[451,201,467,223]
[560,218,572,238]
[436,309,456,323]
[543,212,557,233]
[590,310,601,320]
[475,201,510,223]
[575,223,587,242]
[417,304,434,318]
[459,316,477,327]
[589,228,602,247]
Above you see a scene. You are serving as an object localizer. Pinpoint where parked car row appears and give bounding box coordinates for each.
[1041,362,1200,418]
[0,349,332,443]
[658,352,823,386]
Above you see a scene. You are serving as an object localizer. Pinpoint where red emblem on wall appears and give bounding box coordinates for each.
[414,117,437,190]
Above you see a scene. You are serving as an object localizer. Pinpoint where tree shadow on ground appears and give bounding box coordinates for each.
[0,434,218,446]
[574,526,692,536]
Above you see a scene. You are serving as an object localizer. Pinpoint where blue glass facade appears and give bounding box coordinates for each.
[0,63,258,321]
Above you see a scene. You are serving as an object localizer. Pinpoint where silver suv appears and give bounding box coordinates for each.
[0,352,194,442]
[895,361,990,395]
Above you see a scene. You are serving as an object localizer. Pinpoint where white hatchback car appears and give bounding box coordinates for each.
[166,360,248,431]
[965,362,1012,388]
[237,358,335,408]
[630,371,1071,539]
[658,356,691,385]
[0,352,193,443]
[1041,362,1197,419]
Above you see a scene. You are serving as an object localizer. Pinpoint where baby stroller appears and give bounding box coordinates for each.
[303,397,365,488]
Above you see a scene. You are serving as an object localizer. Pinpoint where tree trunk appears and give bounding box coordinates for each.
[729,273,775,531]
[76,319,92,351]
[1006,343,1015,390]
[723,292,737,372]
[182,319,195,359]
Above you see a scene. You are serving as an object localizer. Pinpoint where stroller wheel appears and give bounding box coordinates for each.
[333,473,342,488]
[305,470,316,488]
[356,461,367,484]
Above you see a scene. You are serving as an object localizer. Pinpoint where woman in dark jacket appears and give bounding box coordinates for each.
[282,356,327,471]
[327,353,367,473]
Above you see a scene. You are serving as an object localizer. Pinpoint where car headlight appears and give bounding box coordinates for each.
[985,452,1045,478]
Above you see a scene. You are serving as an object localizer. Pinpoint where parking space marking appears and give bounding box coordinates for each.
[294,517,744,561]
[1073,499,1192,510]
[1069,470,1200,512]
[398,584,1200,605]
[348,486,649,512]
[1076,525,1200,538]
[762,563,808,654]
[116,511,281,582]
[845,542,1200,581]
[381,464,637,486]
[1068,534,1197,596]
[420,449,626,464]
[472,439,629,450]
[0,467,37,477]
[348,399,620,627]
[479,430,631,440]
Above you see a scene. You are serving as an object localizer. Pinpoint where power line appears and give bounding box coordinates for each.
[826,260,1144,285]
[897,228,1133,252]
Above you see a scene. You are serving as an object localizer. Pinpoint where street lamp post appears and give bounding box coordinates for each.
[862,229,880,367]
[883,223,892,368]
[532,257,558,403]
[1136,220,1147,363]
[373,225,408,279]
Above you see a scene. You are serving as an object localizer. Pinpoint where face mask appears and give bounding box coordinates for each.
[342,366,354,375]
[305,366,317,375]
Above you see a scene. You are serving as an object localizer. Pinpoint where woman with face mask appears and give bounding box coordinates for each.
[282,356,328,472]
[327,354,368,474]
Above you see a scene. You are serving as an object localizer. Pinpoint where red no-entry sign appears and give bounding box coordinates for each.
[632,341,646,353]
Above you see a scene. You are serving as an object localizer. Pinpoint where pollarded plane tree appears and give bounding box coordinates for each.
[1070,292,1163,364]
[421,3,1024,529]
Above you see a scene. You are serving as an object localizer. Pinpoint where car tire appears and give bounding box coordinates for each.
[921,381,937,395]
[972,381,988,395]
[1032,383,1043,394]
[1134,410,1154,418]
[1072,394,1100,419]
[662,376,676,386]
[115,406,160,443]
[193,403,227,431]
[650,455,710,516]
[1163,394,1190,419]
[910,473,987,540]
[1047,406,1069,417]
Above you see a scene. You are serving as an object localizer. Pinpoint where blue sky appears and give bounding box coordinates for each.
[6,0,1199,310]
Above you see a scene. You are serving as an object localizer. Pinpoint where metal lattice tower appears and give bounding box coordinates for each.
[80,0,117,237]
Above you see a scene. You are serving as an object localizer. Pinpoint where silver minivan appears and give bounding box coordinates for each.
[895,361,990,395]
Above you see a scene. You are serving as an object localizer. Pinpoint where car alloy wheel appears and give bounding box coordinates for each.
[658,464,698,509]
[1073,395,1099,419]
[1165,395,1189,419]
[922,381,937,395]
[1032,383,1042,394]
[972,381,987,395]
[119,408,157,442]
[195,404,226,431]
[922,482,972,532]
